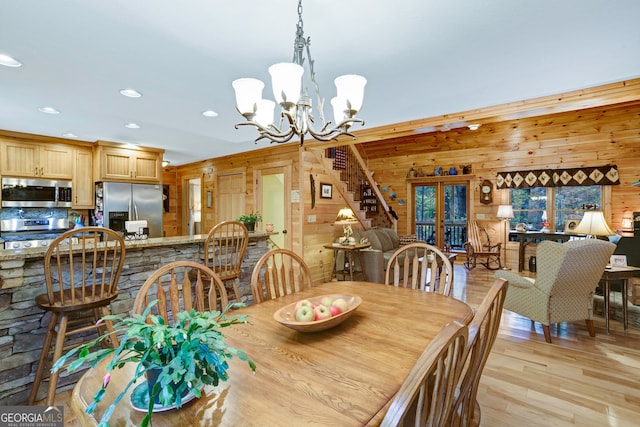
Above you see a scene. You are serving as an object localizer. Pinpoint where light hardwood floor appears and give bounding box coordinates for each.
[42,265,640,426]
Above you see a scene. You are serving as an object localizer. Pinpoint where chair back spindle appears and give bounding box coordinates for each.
[134,261,229,322]
[385,242,453,296]
[251,249,313,304]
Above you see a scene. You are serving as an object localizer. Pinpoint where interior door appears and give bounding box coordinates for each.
[181,174,201,235]
[256,163,292,250]
[412,180,469,250]
[216,172,245,224]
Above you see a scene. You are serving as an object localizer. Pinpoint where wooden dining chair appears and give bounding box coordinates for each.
[449,278,508,427]
[29,227,126,405]
[203,221,249,303]
[385,242,453,296]
[380,321,468,427]
[133,261,229,321]
[250,249,313,304]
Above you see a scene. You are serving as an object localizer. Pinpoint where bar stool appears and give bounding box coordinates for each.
[203,221,248,302]
[28,227,126,405]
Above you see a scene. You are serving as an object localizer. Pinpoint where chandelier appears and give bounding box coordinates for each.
[232,0,366,145]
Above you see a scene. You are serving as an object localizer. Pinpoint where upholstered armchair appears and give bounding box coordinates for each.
[495,239,615,343]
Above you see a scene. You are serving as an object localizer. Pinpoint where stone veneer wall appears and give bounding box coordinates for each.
[0,238,270,405]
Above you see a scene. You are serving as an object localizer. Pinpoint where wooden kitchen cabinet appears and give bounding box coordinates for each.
[94,143,163,183]
[1,141,73,179]
[73,147,94,209]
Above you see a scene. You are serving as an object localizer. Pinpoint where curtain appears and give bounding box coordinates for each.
[496,165,619,189]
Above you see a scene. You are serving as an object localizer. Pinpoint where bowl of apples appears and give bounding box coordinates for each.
[273,294,362,332]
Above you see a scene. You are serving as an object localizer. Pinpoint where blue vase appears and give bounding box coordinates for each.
[146,367,189,405]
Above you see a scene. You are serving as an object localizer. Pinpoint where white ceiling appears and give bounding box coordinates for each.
[1,0,639,166]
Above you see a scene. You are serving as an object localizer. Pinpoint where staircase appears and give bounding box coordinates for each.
[313,145,393,230]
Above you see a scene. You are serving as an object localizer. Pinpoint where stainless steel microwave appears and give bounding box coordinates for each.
[1,177,73,208]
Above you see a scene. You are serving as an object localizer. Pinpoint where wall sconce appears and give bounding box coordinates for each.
[161,160,170,167]
[621,215,633,231]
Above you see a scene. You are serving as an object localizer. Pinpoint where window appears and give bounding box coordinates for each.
[510,185,602,231]
[554,186,602,231]
[511,187,547,230]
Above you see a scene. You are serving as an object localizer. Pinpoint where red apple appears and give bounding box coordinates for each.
[314,305,332,321]
[295,306,315,322]
[332,298,349,312]
[329,305,342,316]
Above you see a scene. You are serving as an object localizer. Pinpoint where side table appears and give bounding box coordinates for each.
[600,265,640,333]
[323,243,371,281]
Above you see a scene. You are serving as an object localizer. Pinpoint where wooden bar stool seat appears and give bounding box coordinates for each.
[204,221,249,303]
[28,227,126,406]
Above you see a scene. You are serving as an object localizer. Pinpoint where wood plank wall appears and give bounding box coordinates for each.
[170,143,302,238]
[361,101,640,235]
[155,79,640,284]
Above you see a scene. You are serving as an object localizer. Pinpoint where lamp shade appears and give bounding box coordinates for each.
[334,74,367,113]
[268,62,303,106]
[496,205,514,220]
[232,78,264,115]
[572,211,616,236]
[335,207,357,224]
[331,96,347,124]
[254,99,275,127]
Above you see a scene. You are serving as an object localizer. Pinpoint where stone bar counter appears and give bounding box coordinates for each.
[0,232,272,405]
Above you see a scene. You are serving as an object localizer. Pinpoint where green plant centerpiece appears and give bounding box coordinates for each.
[237,212,262,231]
[52,301,255,427]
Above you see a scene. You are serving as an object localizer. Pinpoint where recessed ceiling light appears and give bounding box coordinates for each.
[62,132,78,138]
[467,123,481,131]
[0,54,22,67]
[38,107,60,114]
[202,110,219,117]
[124,123,140,129]
[120,88,142,98]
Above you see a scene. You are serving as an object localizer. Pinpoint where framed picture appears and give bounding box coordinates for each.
[610,255,627,267]
[320,183,332,199]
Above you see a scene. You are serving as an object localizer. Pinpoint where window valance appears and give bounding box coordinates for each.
[496,165,619,189]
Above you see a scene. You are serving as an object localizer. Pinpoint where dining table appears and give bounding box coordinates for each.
[71,280,473,426]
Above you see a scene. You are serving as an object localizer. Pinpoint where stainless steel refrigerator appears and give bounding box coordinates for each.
[95,182,163,237]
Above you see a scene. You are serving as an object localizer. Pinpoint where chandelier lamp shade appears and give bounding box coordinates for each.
[232,0,366,145]
[572,210,616,237]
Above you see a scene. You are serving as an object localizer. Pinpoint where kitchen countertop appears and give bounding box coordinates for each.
[0,232,273,261]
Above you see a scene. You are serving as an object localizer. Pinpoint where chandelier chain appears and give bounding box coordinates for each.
[232,0,366,145]
[293,0,326,125]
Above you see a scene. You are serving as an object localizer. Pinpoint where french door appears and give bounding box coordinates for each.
[411,178,469,250]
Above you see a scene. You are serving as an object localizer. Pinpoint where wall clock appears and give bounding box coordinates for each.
[480,180,493,204]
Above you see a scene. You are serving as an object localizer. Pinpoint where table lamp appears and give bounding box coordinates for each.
[571,210,616,238]
[335,207,358,244]
[496,205,514,270]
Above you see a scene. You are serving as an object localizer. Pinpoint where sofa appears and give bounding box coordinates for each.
[336,228,417,283]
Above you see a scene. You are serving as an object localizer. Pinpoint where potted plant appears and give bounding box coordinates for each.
[52,301,255,427]
[237,212,262,232]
